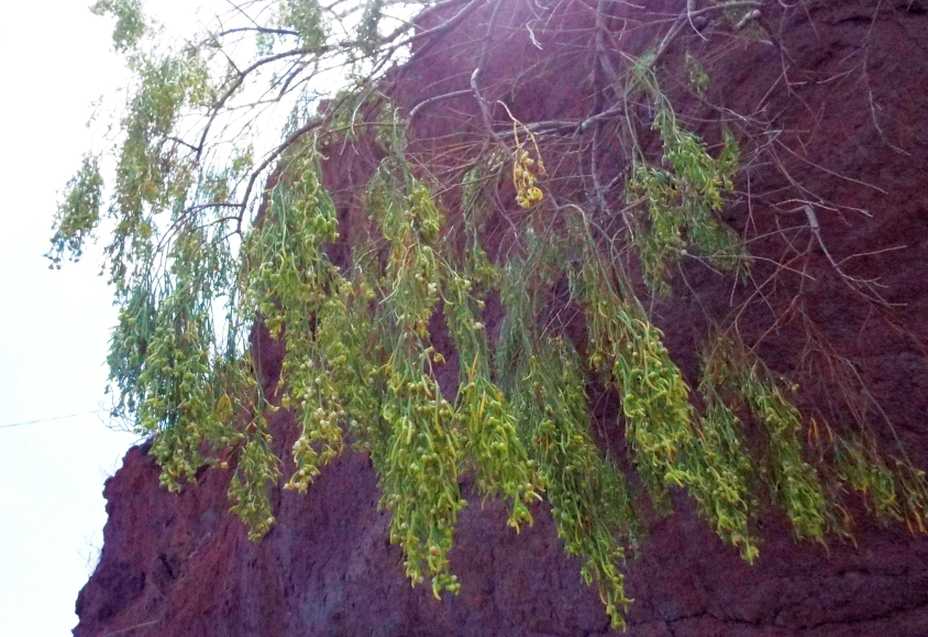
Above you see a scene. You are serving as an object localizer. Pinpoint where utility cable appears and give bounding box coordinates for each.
[0,409,106,430]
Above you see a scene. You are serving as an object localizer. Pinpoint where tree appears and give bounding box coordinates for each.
[51,0,928,629]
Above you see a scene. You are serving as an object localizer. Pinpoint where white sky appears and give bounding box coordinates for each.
[0,3,225,634]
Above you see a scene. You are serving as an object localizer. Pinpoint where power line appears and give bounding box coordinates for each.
[0,409,106,430]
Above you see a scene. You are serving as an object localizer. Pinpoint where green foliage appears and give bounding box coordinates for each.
[47,156,103,267]
[577,252,757,561]
[584,268,694,506]
[319,275,387,456]
[106,50,214,292]
[702,333,829,541]
[381,350,463,597]
[106,284,156,417]
[486,239,633,630]
[130,226,234,491]
[445,172,542,529]
[91,0,145,52]
[497,257,634,630]
[358,0,387,56]
[228,412,282,541]
[445,269,541,531]
[896,461,928,534]
[833,434,902,523]
[508,333,636,631]
[691,398,758,561]
[372,167,465,597]
[243,151,345,495]
[831,434,928,534]
[279,0,326,47]
[685,52,710,97]
[627,64,744,294]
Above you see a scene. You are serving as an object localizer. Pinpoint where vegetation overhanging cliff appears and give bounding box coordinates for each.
[60,0,928,634]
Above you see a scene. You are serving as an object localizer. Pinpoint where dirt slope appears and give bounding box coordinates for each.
[75,1,928,635]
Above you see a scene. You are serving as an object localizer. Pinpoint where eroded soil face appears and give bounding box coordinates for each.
[76,2,928,635]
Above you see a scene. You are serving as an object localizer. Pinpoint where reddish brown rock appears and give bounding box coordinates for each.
[75,1,928,635]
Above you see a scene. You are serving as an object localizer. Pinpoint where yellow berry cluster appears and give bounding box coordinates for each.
[505,108,547,209]
[513,147,545,208]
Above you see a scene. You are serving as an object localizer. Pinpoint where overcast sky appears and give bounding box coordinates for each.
[0,3,222,634]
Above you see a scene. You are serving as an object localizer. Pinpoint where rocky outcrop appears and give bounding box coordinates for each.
[75,1,928,635]
[76,438,928,636]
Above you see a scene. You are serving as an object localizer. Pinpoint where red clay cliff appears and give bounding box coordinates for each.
[75,1,928,634]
